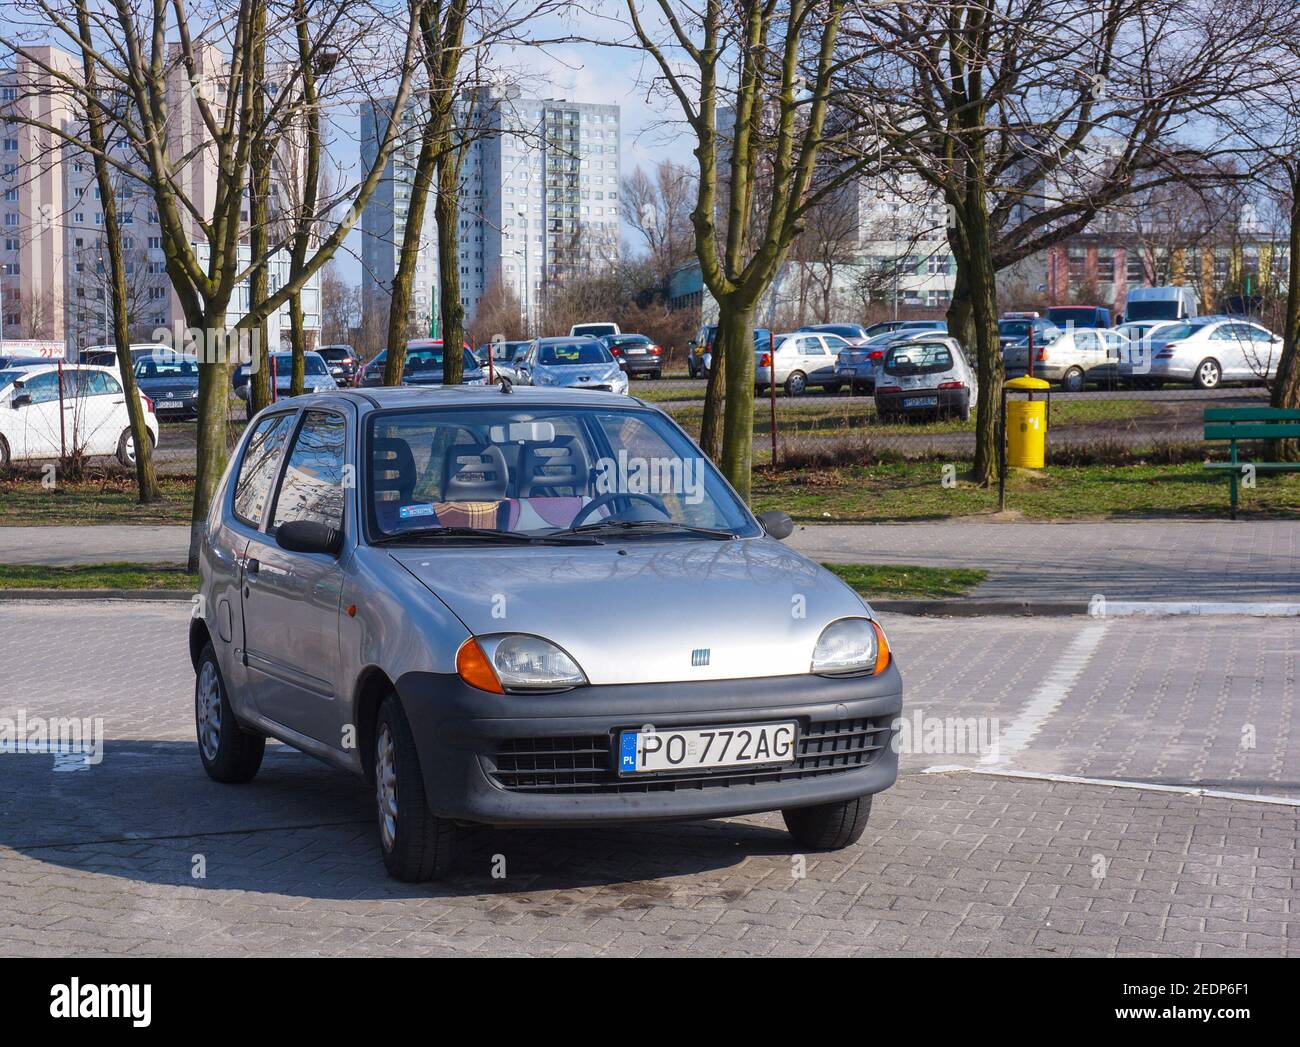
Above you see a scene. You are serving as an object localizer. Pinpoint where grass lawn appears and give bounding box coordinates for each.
[0,474,194,525]
[633,382,709,403]
[755,461,1300,521]
[667,396,1158,437]
[822,562,987,599]
[0,562,196,590]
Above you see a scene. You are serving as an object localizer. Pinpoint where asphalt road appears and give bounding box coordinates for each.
[1,602,1296,956]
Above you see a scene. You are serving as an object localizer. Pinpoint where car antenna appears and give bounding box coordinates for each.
[498,375,513,394]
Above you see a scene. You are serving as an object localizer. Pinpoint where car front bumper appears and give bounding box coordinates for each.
[395,667,902,826]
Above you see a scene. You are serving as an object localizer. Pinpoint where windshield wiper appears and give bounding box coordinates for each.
[551,520,738,540]
[373,526,596,546]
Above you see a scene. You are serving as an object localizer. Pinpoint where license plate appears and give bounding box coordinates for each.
[158,400,182,409]
[627,347,647,354]
[838,369,855,377]
[902,396,938,408]
[618,721,798,775]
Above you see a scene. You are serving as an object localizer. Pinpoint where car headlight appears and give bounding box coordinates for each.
[810,618,890,676]
[456,634,587,693]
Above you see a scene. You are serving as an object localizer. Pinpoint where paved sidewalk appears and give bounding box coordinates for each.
[1,519,1297,603]
[789,520,1300,602]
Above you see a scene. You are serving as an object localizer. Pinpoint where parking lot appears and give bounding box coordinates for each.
[2,601,1295,957]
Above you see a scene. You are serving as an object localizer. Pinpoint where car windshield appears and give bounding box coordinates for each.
[539,342,611,366]
[136,356,198,378]
[270,354,328,375]
[319,348,351,361]
[0,367,32,392]
[883,343,954,376]
[366,405,758,541]
[608,336,650,346]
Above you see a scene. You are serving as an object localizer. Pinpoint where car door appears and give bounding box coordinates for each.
[71,369,123,456]
[14,370,66,460]
[1212,324,1252,378]
[1244,324,1281,380]
[240,407,349,747]
[797,336,834,384]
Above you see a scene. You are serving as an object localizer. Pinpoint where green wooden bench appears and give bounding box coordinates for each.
[1203,407,1300,518]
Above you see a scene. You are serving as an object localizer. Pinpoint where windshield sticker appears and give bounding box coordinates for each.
[398,503,438,520]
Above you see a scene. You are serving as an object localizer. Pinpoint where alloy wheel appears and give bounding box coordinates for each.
[376,725,398,852]
[196,661,222,761]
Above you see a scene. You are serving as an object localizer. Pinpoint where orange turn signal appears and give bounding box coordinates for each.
[457,638,503,693]
[870,619,891,675]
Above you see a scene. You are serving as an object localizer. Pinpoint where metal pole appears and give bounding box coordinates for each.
[57,357,67,460]
[769,331,778,468]
[1026,323,1035,380]
[998,383,1007,513]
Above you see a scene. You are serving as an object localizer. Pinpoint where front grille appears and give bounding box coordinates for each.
[486,716,894,795]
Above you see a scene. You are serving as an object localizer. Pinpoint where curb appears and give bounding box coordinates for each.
[871,598,1086,617]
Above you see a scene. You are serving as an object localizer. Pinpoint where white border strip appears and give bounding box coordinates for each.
[1100,602,1300,617]
[923,764,1300,808]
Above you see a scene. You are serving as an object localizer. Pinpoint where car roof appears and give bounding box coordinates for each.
[538,335,601,343]
[283,385,639,413]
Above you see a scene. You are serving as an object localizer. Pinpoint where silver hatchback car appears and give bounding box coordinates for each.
[191,387,902,880]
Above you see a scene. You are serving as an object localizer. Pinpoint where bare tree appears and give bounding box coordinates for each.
[318,261,359,344]
[622,159,696,292]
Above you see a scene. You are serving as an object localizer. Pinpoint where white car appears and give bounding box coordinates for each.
[1004,327,1130,391]
[756,332,848,395]
[570,322,620,339]
[1132,317,1283,389]
[0,363,159,469]
[874,336,979,422]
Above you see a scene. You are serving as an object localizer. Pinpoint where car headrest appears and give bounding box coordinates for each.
[372,437,416,502]
[519,436,590,497]
[444,444,509,500]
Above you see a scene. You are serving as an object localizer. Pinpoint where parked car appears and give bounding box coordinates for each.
[234,351,338,404]
[570,322,620,339]
[602,333,665,379]
[688,325,774,379]
[135,352,201,419]
[514,336,629,394]
[797,323,872,345]
[191,385,902,880]
[835,346,883,394]
[998,314,1061,350]
[79,344,159,369]
[756,332,849,395]
[862,319,947,338]
[475,340,531,384]
[1124,317,1283,390]
[874,337,977,422]
[357,343,485,389]
[0,363,158,470]
[1046,305,1111,329]
[317,345,360,387]
[1004,326,1128,391]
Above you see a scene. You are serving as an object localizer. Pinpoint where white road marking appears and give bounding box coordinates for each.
[924,765,1300,808]
[1100,602,1300,617]
[980,620,1109,767]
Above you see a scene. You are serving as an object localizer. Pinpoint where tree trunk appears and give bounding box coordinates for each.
[436,167,465,385]
[717,301,756,500]
[1270,169,1300,459]
[383,116,439,386]
[699,325,727,461]
[190,311,231,571]
[247,1,273,416]
[289,291,307,396]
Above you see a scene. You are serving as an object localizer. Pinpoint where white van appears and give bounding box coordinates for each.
[1123,286,1198,323]
[570,322,620,339]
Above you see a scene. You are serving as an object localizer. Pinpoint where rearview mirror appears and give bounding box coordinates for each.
[757,510,794,540]
[276,519,343,556]
[11,393,31,409]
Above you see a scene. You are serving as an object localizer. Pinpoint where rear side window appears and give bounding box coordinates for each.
[271,411,347,533]
[233,413,296,527]
[884,344,954,376]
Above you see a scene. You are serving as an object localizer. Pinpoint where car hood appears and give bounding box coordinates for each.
[388,537,872,684]
[534,362,622,386]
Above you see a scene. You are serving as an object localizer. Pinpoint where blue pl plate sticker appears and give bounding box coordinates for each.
[398,503,438,520]
[619,731,638,772]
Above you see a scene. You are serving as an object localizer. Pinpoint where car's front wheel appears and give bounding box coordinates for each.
[375,694,456,881]
[195,643,265,783]
[116,427,155,469]
[782,795,873,850]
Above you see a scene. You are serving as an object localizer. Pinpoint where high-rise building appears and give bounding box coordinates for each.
[361,88,621,337]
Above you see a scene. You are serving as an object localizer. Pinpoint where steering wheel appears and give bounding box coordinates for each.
[569,492,668,529]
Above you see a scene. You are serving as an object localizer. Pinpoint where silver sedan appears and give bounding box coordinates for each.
[513,336,629,394]
[191,386,902,880]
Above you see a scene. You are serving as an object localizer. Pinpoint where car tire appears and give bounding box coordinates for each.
[783,795,873,851]
[824,382,842,395]
[958,400,971,422]
[116,427,154,469]
[375,693,456,882]
[1194,358,1222,390]
[784,371,807,396]
[195,642,265,784]
[0,434,9,473]
[1061,367,1085,393]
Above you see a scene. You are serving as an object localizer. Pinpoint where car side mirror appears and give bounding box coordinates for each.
[276,519,343,556]
[11,393,31,409]
[757,510,794,540]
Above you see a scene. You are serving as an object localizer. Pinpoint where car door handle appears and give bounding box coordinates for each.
[245,558,260,580]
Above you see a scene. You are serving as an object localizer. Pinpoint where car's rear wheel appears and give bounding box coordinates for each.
[0,435,10,473]
[783,795,873,850]
[195,643,265,783]
[1194,357,1222,390]
[784,370,807,396]
[116,427,154,469]
[375,694,456,881]
[1061,367,1085,393]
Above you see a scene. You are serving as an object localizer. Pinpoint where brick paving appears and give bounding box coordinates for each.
[0,601,1297,956]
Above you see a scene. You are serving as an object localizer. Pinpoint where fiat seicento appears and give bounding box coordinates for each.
[191,386,902,881]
